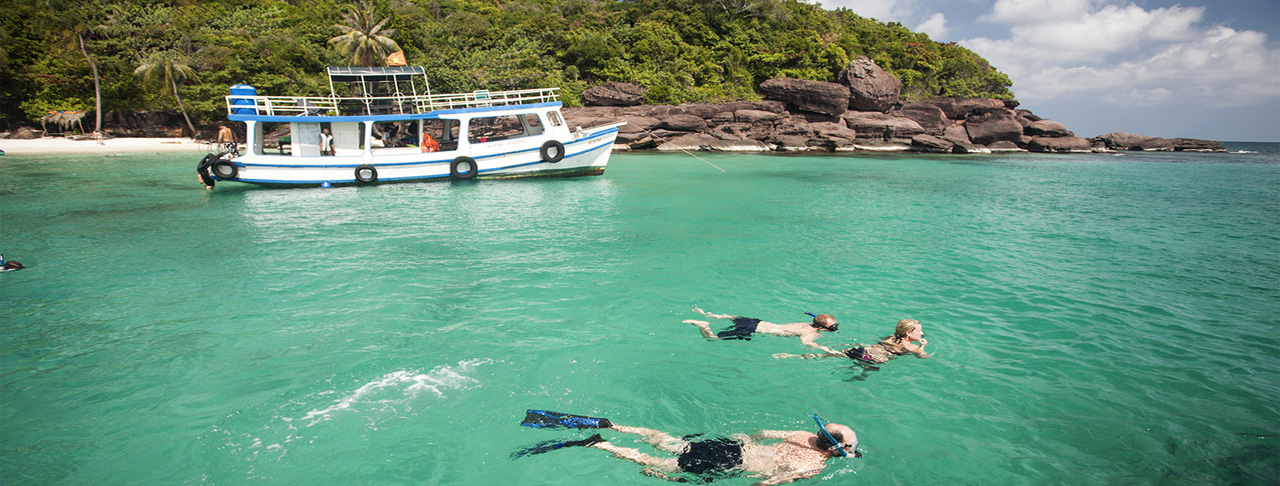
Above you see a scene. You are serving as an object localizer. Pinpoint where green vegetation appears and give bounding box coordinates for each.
[0,0,1013,132]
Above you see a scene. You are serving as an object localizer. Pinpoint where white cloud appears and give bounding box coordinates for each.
[979,0,1094,23]
[960,2,1280,108]
[916,13,949,39]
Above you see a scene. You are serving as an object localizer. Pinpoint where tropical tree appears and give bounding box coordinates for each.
[328,1,400,67]
[134,50,198,135]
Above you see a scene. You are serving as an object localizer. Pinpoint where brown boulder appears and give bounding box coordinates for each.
[896,103,949,133]
[582,82,646,106]
[911,134,954,153]
[759,78,849,116]
[1025,120,1073,137]
[964,109,1023,145]
[837,56,901,112]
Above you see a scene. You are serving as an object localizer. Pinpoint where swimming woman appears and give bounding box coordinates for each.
[774,318,930,364]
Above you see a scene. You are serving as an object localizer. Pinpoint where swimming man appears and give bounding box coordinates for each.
[525,417,859,484]
[685,307,840,354]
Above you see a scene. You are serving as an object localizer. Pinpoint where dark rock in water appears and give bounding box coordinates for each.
[1090,132,1225,152]
[1026,136,1094,153]
[1168,138,1226,152]
[8,127,38,139]
[895,103,949,133]
[759,78,849,116]
[1092,132,1155,150]
[837,56,901,113]
[583,82,646,106]
[911,134,954,153]
[1025,120,1074,138]
[964,109,1023,145]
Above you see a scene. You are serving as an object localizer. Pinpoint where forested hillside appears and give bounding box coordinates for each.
[0,0,1013,133]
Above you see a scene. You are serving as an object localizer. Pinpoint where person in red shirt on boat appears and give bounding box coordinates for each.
[421,132,439,153]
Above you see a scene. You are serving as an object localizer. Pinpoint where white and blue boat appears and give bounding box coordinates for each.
[200,66,623,187]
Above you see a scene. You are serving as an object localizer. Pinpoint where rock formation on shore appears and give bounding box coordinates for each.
[570,58,1224,154]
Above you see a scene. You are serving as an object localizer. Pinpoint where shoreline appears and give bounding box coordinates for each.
[0,137,210,155]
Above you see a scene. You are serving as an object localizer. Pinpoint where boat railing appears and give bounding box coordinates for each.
[226,88,560,117]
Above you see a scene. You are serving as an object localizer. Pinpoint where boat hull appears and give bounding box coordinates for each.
[214,124,619,187]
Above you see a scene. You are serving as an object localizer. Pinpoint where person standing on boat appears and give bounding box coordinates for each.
[216,123,236,152]
[320,128,335,156]
[684,307,841,354]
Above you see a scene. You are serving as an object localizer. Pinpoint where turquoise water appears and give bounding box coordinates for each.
[2,146,1277,485]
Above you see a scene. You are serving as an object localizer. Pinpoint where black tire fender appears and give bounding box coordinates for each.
[211,159,238,179]
[197,154,217,187]
[354,164,378,183]
[450,156,477,179]
[540,140,565,163]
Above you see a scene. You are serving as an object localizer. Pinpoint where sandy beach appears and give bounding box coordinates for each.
[0,137,214,155]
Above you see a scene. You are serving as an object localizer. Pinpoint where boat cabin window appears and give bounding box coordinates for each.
[546,111,563,127]
[422,119,460,152]
[373,121,417,148]
[469,115,539,143]
[523,113,544,136]
[255,121,363,156]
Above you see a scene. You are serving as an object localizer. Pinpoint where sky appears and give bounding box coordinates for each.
[814,0,1280,142]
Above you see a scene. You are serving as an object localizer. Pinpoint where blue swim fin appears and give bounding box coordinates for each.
[511,434,604,458]
[522,410,613,429]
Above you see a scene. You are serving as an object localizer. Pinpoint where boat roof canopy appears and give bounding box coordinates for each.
[327,66,425,83]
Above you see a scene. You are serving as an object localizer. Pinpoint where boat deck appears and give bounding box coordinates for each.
[226,88,560,118]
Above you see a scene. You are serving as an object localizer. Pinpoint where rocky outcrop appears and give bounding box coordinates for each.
[101,110,190,137]
[759,78,848,116]
[561,81,1224,154]
[837,56,901,113]
[583,82,646,106]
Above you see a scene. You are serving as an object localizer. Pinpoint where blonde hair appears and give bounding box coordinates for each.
[892,319,921,340]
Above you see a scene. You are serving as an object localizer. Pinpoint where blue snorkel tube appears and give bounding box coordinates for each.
[813,414,851,458]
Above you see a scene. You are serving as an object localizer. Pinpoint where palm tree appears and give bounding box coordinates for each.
[134,50,198,136]
[329,1,400,67]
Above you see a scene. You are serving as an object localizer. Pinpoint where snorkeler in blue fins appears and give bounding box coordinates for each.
[515,410,858,485]
[521,409,614,429]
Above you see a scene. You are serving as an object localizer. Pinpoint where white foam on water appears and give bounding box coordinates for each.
[210,359,493,468]
[299,358,492,426]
